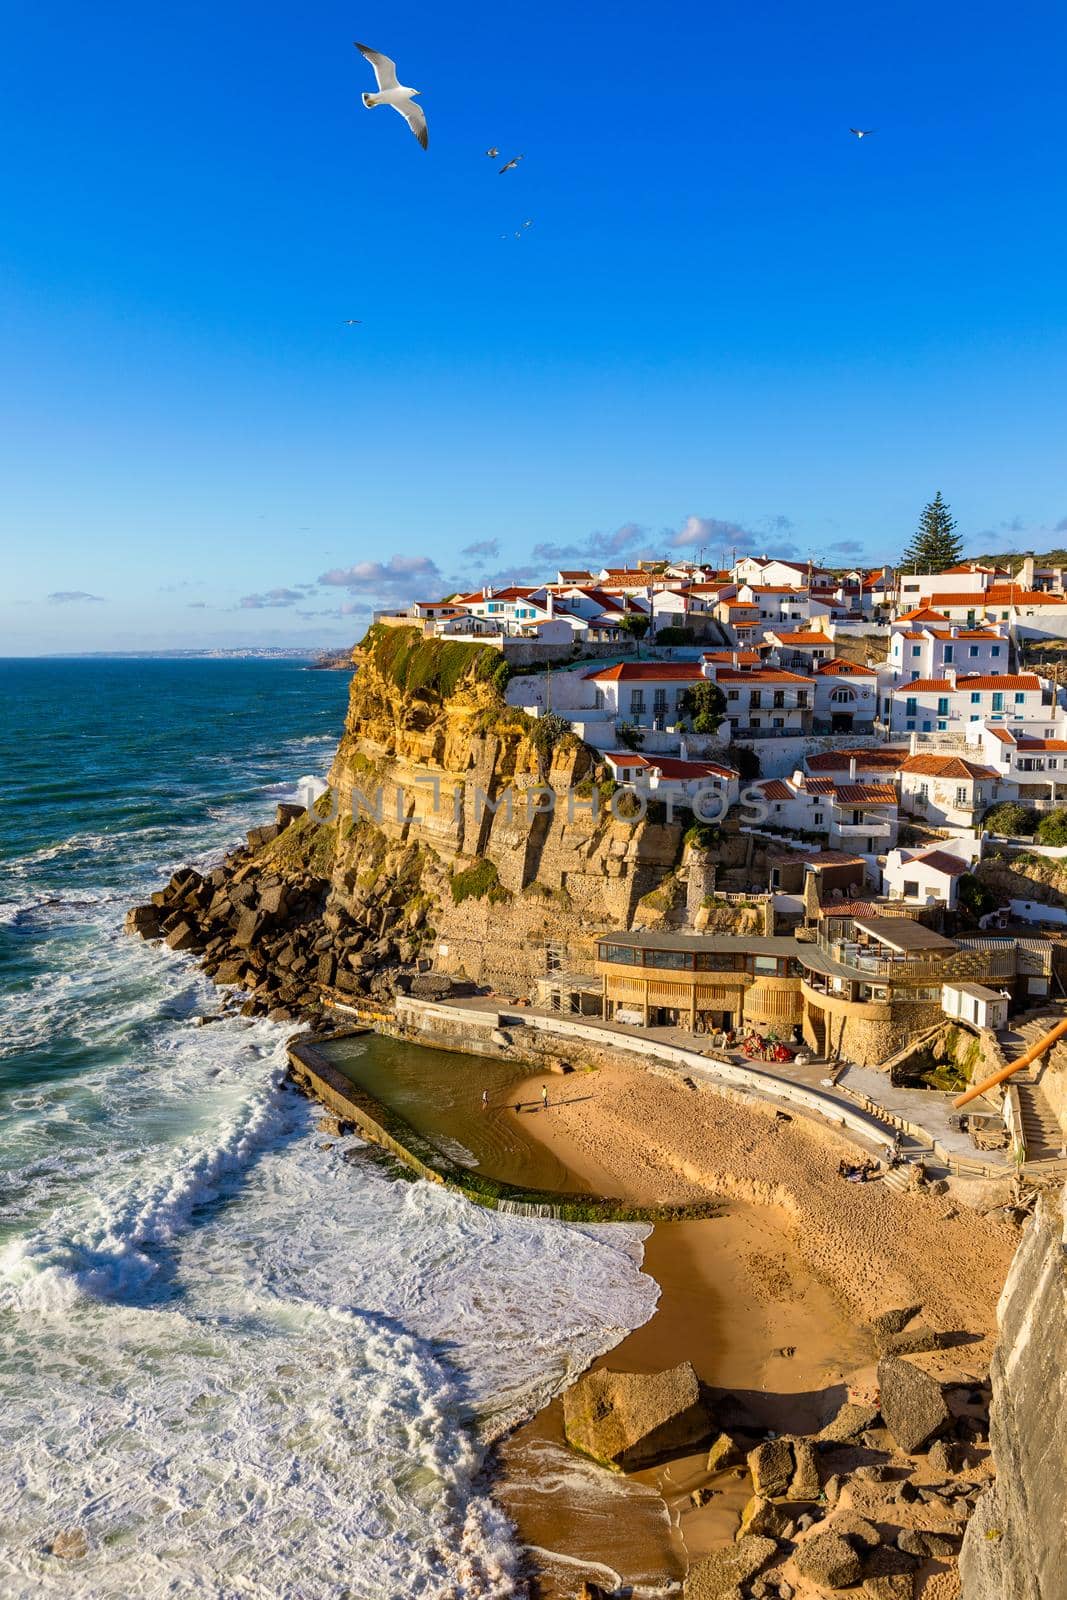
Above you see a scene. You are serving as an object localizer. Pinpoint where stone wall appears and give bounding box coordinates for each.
[959,1188,1067,1600]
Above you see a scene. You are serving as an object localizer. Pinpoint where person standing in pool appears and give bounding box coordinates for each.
[481,1088,489,1111]
[541,1085,548,1111]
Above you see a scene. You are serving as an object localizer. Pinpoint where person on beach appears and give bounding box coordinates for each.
[482,1088,489,1111]
[541,1085,548,1110]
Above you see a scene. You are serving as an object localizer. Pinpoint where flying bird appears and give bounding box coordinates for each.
[849,128,874,139]
[485,147,499,158]
[343,319,362,325]
[353,42,428,149]
[523,219,533,228]
[499,154,524,173]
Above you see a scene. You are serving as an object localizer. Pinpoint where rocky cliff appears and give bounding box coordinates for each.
[127,628,708,1011]
[959,1188,1067,1600]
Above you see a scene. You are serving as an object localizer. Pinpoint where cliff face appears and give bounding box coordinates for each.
[311,630,685,986]
[959,1189,1067,1600]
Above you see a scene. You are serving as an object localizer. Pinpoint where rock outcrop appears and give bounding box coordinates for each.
[562,1361,711,1471]
[877,1355,951,1454]
[128,628,742,1015]
[959,1190,1067,1600]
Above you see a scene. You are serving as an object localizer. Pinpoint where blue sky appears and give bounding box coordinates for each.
[2,0,1066,652]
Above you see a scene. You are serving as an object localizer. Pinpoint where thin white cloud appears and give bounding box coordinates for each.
[48,591,105,604]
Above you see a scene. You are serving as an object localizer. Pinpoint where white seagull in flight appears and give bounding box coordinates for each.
[499,154,524,173]
[849,127,874,139]
[354,42,428,149]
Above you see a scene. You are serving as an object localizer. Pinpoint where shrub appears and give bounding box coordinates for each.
[680,680,726,735]
[684,821,720,850]
[983,800,1037,837]
[616,722,645,752]
[1036,808,1067,846]
[653,626,696,646]
[449,859,499,904]
[957,873,996,922]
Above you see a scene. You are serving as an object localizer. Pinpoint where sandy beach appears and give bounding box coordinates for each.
[493,1056,1020,1597]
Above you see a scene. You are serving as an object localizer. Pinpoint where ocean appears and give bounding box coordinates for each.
[0,659,658,1599]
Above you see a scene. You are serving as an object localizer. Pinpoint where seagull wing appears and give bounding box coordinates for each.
[396,97,429,149]
[354,42,399,91]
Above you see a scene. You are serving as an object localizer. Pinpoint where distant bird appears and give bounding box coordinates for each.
[522,219,533,228]
[343,319,362,325]
[353,42,428,149]
[499,154,524,173]
[849,127,874,139]
[485,146,499,158]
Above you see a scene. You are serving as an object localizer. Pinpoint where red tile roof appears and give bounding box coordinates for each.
[817,659,877,676]
[583,662,703,681]
[895,606,951,623]
[892,674,1041,693]
[758,780,794,800]
[1014,737,1067,752]
[701,648,760,665]
[900,754,1000,779]
[807,748,908,772]
[715,668,813,684]
[767,630,832,645]
[834,782,898,805]
[915,849,970,876]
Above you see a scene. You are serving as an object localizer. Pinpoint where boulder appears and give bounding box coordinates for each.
[789,1437,820,1499]
[748,1438,794,1498]
[233,909,265,950]
[213,959,247,987]
[685,1536,778,1600]
[563,1361,711,1471]
[878,1357,951,1454]
[830,1512,881,1550]
[707,1431,745,1473]
[738,1495,792,1540]
[246,823,280,851]
[926,1438,967,1476]
[258,883,290,920]
[165,921,201,953]
[871,1305,922,1340]
[882,1328,949,1357]
[817,1400,882,1443]
[125,905,161,938]
[897,1527,962,1559]
[50,1529,88,1560]
[794,1530,863,1589]
[276,802,305,830]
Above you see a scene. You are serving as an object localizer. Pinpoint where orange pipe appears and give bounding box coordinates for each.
[953,1015,1067,1108]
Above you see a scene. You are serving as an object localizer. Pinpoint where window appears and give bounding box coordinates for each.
[1015,692,1026,704]
[903,880,919,896]
[937,721,947,731]
[905,697,917,717]
[773,690,785,708]
[797,691,809,707]
[971,692,981,704]
[992,692,1004,712]
[727,689,739,701]
[968,645,978,657]
[906,720,915,731]
[911,645,921,657]
[944,646,954,663]
[753,955,779,974]
[955,785,969,806]
[653,689,667,714]
[937,697,949,715]
[814,811,823,824]
[992,646,1001,657]
[629,690,645,713]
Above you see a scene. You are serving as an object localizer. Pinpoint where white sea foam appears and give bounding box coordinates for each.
[0,726,659,1597]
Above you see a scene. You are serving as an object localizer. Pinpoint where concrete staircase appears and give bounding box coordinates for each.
[1014,1074,1064,1160]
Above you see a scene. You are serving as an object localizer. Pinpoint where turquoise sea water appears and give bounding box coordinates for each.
[0,660,656,1599]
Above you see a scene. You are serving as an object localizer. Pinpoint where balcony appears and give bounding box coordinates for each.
[834,820,894,840]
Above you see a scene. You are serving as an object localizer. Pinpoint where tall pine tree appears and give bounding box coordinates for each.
[900,491,963,573]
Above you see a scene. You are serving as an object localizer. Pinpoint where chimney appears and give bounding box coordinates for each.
[546,590,554,618]
[680,735,689,761]
[1021,555,1035,591]
[732,650,740,668]
[950,625,959,638]
[909,731,919,756]
[849,756,858,781]
[946,667,957,688]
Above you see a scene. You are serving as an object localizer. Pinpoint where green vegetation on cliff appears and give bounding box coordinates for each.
[361,624,509,699]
